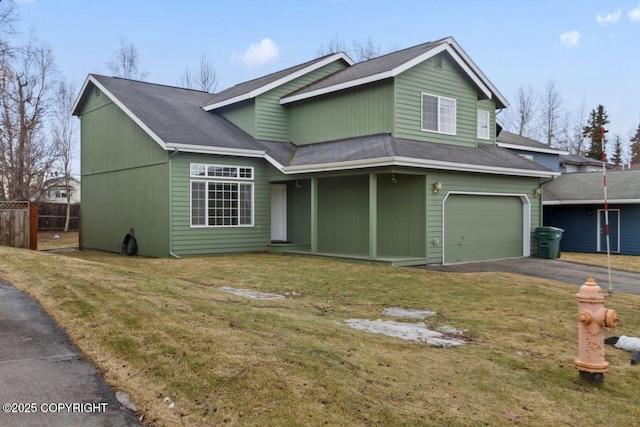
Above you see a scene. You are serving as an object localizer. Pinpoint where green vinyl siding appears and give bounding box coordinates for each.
[317,175,369,254]
[288,81,394,145]
[394,54,483,147]
[377,174,426,257]
[78,87,169,257]
[218,101,255,136]
[425,172,541,264]
[255,61,348,142]
[286,179,311,246]
[170,154,271,256]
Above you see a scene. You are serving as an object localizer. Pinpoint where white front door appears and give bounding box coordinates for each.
[271,184,287,242]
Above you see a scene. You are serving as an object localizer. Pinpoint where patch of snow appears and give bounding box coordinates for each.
[344,319,466,347]
[116,391,138,412]
[382,307,436,319]
[217,286,284,300]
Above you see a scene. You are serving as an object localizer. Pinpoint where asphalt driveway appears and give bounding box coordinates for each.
[423,257,640,295]
[0,280,142,427]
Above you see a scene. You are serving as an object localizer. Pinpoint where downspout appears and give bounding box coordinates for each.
[169,148,181,259]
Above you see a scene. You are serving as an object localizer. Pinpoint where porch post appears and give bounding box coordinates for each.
[310,177,318,253]
[369,173,377,259]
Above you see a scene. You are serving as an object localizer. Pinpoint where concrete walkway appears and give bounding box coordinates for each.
[423,257,640,295]
[0,280,142,427]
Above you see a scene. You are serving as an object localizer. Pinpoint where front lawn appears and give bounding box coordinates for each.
[1,248,639,426]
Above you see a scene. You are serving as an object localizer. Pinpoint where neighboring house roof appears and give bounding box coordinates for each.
[73,73,556,178]
[496,130,568,155]
[543,169,640,205]
[280,37,508,108]
[559,153,608,167]
[202,52,353,111]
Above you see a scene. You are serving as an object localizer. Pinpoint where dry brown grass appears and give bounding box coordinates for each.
[561,252,640,273]
[37,230,79,251]
[1,248,639,426]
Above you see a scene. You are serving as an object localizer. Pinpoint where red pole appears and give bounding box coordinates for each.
[601,127,613,296]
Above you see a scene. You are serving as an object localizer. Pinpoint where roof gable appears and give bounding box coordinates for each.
[202,52,353,111]
[72,74,261,152]
[280,37,508,108]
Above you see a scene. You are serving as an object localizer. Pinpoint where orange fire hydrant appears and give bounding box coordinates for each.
[575,276,619,384]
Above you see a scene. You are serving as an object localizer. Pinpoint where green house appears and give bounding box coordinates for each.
[72,37,558,265]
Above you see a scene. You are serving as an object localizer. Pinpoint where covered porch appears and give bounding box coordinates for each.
[268,171,430,266]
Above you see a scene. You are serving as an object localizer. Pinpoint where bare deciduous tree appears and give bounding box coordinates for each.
[51,79,77,230]
[316,36,381,62]
[566,100,588,155]
[350,36,381,62]
[0,0,16,59]
[0,38,57,201]
[539,80,565,146]
[106,37,148,80]
[179,54,218,93]
[513,86,538,137]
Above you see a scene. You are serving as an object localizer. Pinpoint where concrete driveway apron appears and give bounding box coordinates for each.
[423,257,640,295]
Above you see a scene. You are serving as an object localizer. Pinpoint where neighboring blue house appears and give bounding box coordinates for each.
[543,170,640,255]
[496,130,567,172]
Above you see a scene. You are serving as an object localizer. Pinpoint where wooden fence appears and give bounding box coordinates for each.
[0,201,38,250]
[37,203,80,230]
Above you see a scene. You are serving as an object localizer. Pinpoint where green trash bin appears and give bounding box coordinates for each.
[535,226,564,259]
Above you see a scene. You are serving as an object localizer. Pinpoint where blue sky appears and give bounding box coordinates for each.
[12,0,640,142]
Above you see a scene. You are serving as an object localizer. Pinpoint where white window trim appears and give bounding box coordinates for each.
[190,163,254,180]
[190,179,255,228]
[420,93,457,135]
[477,109,490,140]
[189,162,255,228]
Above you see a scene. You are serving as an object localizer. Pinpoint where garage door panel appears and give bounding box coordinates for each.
[444,195,523,263]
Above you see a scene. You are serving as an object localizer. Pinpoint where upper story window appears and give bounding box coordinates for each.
[190,164,253,179]
[477,110,490,139]
[190,163,254,228]
[421,93,456,135]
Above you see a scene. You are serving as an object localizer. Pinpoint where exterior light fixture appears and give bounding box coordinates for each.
[534,188,541,198]
[433,181,442,194]
[295,180,301,189]
[391,173,399,184]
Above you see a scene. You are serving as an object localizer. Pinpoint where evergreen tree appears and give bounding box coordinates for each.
[611,135,623,167]
[631,119,640,164]
[582,105,610,161]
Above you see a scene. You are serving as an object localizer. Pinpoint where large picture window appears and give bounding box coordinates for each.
[190,163,254,227]
[421,93,456,135]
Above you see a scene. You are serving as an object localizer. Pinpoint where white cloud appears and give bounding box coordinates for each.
[596,9,621,24]
[560,30,580,48]
[237,38,279,67]
[630,3,640,22]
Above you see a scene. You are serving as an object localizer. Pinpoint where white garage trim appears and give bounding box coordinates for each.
[441,191,531,264]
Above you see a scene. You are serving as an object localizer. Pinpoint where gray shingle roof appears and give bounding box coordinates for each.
[543,170,640,203]
[76,75,553,177]
[281,37,507,108]
[202,53,348,108]
[497,130,562,151]
[284,39,444,96]
[559,153,604,166]
[289,133,552,174]
[86,75,260,150]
